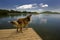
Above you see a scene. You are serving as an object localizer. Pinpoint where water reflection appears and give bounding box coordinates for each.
[40,18,47,24]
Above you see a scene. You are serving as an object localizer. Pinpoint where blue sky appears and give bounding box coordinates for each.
[0,0,60,12]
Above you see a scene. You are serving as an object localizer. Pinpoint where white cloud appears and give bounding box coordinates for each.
[40,3,48,8]
[16,4,37,9]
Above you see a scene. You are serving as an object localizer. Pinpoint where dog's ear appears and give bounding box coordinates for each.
[27,14,32,18]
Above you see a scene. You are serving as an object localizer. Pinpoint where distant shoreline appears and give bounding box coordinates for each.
[0,9,60,16]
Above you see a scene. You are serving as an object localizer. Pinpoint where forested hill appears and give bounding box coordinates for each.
[41,11,60,14]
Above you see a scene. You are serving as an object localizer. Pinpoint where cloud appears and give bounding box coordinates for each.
[16,3,48,10]
[16,4,37,9]
[15,3,48,12]
[39,3,48,8]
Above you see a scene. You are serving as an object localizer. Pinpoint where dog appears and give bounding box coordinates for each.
[10,14,32,33]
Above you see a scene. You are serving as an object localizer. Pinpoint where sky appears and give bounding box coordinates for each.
[0,0,60,12]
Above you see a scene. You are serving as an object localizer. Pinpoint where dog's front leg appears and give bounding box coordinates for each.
[17,27,19,32]
[25,24,28,30]
[20,27,23,33]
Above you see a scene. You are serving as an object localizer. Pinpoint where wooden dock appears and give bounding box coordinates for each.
[0,28,42,40]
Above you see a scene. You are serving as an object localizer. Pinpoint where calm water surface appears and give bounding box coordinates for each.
[0,14,60,40]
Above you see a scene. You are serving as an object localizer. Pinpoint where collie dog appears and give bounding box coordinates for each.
[10,14,32,33]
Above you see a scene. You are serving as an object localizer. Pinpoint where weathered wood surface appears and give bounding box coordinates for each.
[0,28,42,40]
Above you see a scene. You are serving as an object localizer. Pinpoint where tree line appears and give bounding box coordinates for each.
[0,9,38,16]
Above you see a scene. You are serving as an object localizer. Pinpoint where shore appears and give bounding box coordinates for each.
[0,28,42,40]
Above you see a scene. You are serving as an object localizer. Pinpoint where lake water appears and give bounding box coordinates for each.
[0,14,60,40]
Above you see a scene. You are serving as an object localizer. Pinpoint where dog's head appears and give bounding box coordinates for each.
[26,14,32,21]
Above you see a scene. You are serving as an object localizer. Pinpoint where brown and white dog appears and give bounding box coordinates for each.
[10,14,32,33]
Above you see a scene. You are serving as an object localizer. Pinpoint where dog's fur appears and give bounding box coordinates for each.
[10,14,32,33]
